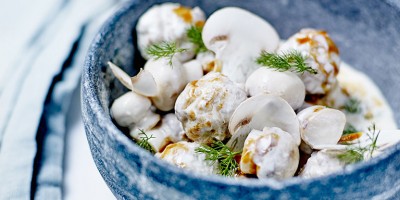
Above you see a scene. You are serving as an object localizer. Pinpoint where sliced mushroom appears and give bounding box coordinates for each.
[110,92,160,130]
[279,29,340,95]
[245,67,306,110]
[202,7,280,83]
[156,141,218,175]
[240,127,299,180]
[136,3,206,62]
[175,72,247,144]
[297,106,346,149]
[227,94,301,152]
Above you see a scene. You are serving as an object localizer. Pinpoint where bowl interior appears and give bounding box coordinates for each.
[82,0,400,199]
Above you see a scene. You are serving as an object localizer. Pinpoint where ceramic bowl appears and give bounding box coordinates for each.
[82,0,400,199]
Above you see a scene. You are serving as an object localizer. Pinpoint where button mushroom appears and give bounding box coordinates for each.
[245,67,306,110]
[136,3,206,62]
[175,72,247,144]
[202,7,280,83]
[279,29,340,94]
[297,105,346,149]
[240,127,299,180]
[110,92,160,131]
[182,59,204,82]
[227,94,301,152]
[143,58,188,111]
[131,113,186,153]
[157,141,218,175]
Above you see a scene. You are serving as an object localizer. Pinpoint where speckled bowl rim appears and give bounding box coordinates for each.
[83,0,400,191]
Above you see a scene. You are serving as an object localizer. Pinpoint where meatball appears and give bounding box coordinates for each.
[157,141,218,175]
[240,127,299,180]
[279,29,340,95]
[175,72,247,144]
[136,3,206,62]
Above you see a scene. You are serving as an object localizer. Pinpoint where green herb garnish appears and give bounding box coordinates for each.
[337,148,365,164]
[342,124,359,135]
[195,140,241,176]
[256,50,317,74]
[337,124,380,164]
[186,26,207,53]
[344,97,361,114]
[146,41,186,66]
[137,129,155,153]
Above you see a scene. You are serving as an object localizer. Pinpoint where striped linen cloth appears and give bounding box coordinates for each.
[0,0,126,199]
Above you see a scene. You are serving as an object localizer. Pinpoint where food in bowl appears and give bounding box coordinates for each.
[107,2,399,180]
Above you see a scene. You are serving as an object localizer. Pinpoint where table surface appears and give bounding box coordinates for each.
[63,87,115,199]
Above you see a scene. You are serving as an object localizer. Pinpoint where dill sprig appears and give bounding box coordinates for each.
[365,124,380,158]
[337,124,380,164]
[146,41,186,66]
[337,148,365,164]
[195,140,241,176]
[342,124,359,135]
[186,26,207,53]
[137,129,155,154]
[256,50,317,74]
[344,97,361,114]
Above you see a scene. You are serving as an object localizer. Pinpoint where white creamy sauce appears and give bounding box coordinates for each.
[337,62,397,130]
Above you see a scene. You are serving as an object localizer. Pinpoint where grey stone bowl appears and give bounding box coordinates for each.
[82,0,400,199]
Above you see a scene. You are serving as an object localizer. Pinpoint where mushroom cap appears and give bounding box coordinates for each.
[297,106,346,149]
[156,141,218,175]
[144,58,187,111]
[110,92,152,127]
[202,7,280,83]
[136,3,205,62]
[131,68,158,97]
[227,94,301,152]
[279,29,340,94]
[300,149,345,178]
[182,59,204,83]
[240,127,299,180]
[245,67,306,110]
[175,72,247,144]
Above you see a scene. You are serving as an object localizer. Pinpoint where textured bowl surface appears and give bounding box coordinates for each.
[82,0,400,199]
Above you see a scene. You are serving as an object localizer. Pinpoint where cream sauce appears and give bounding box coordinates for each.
[337,62,397,130]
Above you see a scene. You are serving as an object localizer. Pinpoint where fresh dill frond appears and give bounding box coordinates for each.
[256,50,317,74]
[366,124,380,158]
[344,97,361,114]
[337,123,380,164]
[137,129,155,154]
[146,41,186,66]
[342,124,359,135]
[186,26,207,53]
[195,140,241,176]
[337,148,365,164]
